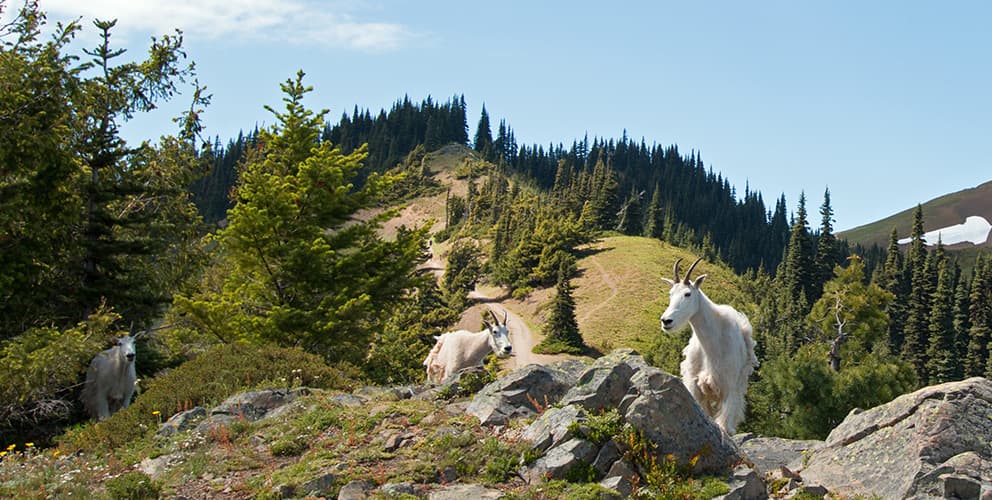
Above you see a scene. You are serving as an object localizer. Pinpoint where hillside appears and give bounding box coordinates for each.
[573,236,746,355]
[840,179,992,251]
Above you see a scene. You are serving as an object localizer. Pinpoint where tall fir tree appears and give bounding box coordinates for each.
[473,104,493,160]
[643,183,664,239]
[812,188,839,302]
[880,228,908,353]
[901,205,931,382]
[966,254,991,377]
[535,259,584,354]
[780,192,816,307]
[951,262,971,380]
[616,186,643,235]
[924,241,956,384]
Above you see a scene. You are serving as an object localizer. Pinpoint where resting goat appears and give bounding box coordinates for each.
[424,309,513,383]
[81,335,137,420]
[661,258,757,434]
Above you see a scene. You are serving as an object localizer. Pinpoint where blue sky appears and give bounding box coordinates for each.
[25,0,992,232]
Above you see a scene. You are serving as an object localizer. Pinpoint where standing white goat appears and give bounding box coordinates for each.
[660,258,757,434]
[81,335,137,420]
[424,309,513,383]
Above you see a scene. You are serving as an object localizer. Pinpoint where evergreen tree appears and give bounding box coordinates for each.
[473,104,493,160]
[880,228,908,352]
[812,188,839,301]
[966,255,992,377]
[0,7,81,336]
[951,263,971,380]
[643,183,664,239]
[901,205,931,382]
[616,187,644,235]
[534,259,584,354]
[175,72,428,364]
[780,193,816,307]
[747,257,916,439]
[441,239,483,310]
[924,243,956,384]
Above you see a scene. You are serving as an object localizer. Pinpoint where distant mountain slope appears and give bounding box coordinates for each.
[839,180,992,251]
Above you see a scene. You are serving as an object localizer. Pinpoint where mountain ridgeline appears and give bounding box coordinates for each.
[191,95,838,276]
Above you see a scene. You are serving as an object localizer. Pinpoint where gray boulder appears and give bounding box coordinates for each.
[801,376,992,499]
[624,382,741,474]
[467,364,576,426]
[156,406,206,437]
[428,483,504,499]
[520,437,599,484]
[560,349,645,411]
[716,465,767,500]
[379,482,416,496]
[520,404,587,452]
[734,433,822,474]
[209,387,310,421]
[299,473,336,497]
[337,479,373,500]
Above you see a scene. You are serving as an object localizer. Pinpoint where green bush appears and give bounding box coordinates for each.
[105,471,160,499]
[58,342,357,453]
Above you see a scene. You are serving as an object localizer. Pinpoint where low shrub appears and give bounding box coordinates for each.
[104,471,160,499]
[58,342,357,453]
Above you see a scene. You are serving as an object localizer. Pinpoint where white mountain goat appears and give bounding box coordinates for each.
[81,335,138,420]
[424,309,513,383]
[660,258,757,434]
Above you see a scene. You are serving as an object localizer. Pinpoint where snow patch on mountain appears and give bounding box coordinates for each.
[898,215,992,246]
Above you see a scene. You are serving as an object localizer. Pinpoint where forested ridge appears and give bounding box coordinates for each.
[3,0,992,464]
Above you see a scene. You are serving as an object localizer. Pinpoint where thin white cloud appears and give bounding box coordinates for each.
[37,0,416,51]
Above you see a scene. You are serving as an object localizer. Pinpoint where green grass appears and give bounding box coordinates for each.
[573,235,745,354]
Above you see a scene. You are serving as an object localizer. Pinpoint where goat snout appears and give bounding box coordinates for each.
[126,353,135,362]
[503,345,512,354]
[661,317,674,329]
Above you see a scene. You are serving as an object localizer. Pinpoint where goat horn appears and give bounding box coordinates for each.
[503,310,508,326]
[684,257,704,284]
[673,258,683,282]
[489,309,500,326]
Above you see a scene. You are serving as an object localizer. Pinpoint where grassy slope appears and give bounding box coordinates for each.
[574,235,746,355]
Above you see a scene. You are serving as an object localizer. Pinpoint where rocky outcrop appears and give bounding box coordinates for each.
[493,349,741,485]
[195,387,311,434]
[800,377,992,499]
[466,364,577,425]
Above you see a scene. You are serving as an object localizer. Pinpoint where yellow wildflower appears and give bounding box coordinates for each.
[25,442,33,447]
[152,410,161,416]
[5,444,14,451]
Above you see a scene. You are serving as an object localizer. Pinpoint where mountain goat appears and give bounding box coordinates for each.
[424,309,513,383]
[661,258,757,434]
[81,335,137,420]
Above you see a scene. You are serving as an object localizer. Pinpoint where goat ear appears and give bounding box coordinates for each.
[692,274,708,288]
[661,277,676,287]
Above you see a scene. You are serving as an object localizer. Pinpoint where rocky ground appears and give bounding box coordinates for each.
[135,349,991,498]
[6,349,989,498]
